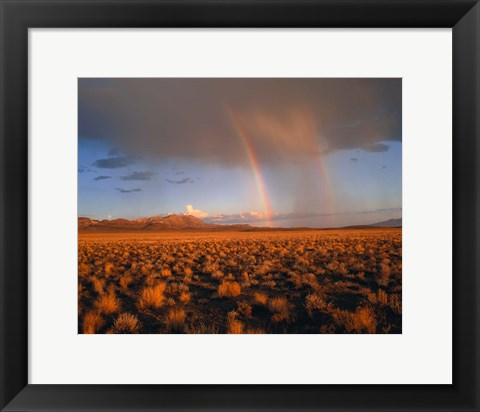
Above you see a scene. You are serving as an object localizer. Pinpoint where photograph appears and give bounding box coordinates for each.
[78,78,402,334]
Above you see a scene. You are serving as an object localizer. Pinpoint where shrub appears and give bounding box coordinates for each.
[355,243,365,254]
[268,296,288,314]
[104,262,115,276]
[338,262,349,276]
[302,273,318,289]
[165,309,186,333]
[91,277,105,295]
[352,306,377,333]
[138,282,166,310]
[227,311,243,334]
[119,275,133,290]
[337,306,378,334]
[218,281,241,298]
[83,310,104,334]
[389,293,402,314]
[305,293,329,315]
[78,262,90,278]
[263,280,276,288]
[112,313,142,334]
[179,291,191,303]
[378,259,392,286]
[253,292,268,305]
[268,296,290,322]
[377,289,389,305]
[95,291,120,315]
[237,301,252,318]
[211,270,224,280]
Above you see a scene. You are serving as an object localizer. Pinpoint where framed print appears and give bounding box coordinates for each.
[0,0,479,411]
[77,77,403,335]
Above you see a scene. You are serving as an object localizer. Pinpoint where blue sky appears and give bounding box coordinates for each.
[78,78,401,227]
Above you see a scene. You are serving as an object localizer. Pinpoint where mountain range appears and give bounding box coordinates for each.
[370,218,402,227]
[78,215,402,232]
[78,214,253,231]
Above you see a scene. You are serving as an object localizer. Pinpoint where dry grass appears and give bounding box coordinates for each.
[78,262,90,278]
[112,312,142,334]
[138,282,166,310]
[91,277,105,295]
[253,292,268,305]
[82,310,104,334]
[227,311,244,334]
[104,262,115,276]
[237,301,253,318]
[165,309,186,333]
[119,275,133,290]
[95,291,120,315]
[267,296,288,314]
[78,228,401,334]
[267,296,290,322]
[179,291,191,304]
[335,306,378,334]
[218,281,241,298]
[305,292,329,315]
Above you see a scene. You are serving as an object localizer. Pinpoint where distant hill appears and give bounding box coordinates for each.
[78,214,257,232]
[369,218,402,227]
[78,214,215,231]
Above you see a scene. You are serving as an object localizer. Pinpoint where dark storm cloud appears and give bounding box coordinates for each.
[92,156,135,169]
[79,78,401,167]
[115,187,142,193]
[165,177,194,184]
[93,175,112,181]
[120,171,154,181]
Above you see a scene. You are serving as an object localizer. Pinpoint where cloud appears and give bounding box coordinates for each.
[93,175,112,181]
[183,204,208,218]
[115,187,141,193]
[93,156,135,169]
[108,148,120,156]
[79,78,401,168]
[205,211,279,225]
[120,171,154,181]
[362,143,389,153]
[350,158,358,162]
[165,177,194,184]
[78,165,92,173]
[204,208,402,225]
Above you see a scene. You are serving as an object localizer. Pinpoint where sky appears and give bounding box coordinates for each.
[78,78,401,227]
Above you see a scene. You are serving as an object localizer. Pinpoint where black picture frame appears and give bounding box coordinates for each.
[1,1,479,411]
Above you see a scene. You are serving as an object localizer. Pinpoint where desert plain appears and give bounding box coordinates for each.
[78,220,401,334]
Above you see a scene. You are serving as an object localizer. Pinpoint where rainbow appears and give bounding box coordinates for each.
[225,104,274,226]
[305,122,336,227]
[226,104,336,228]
